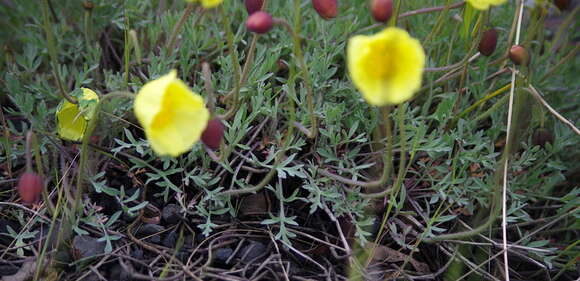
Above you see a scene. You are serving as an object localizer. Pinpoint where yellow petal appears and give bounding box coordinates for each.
[134,70,176,129]
[135,70,210,157]
[466,0,507,10]
[80,88,99,119]
[55,88,100,141]
[185,0,223,8]
[347,27,425,106]
[56,101,87,141]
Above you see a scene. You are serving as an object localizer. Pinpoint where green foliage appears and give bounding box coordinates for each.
[0,0,578,279]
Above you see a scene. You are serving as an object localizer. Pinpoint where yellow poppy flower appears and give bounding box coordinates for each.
[56,88,99,141]
[466,0,507,10]
[347,27,425,106]
[186,0,223,8]
[134,70,209,157]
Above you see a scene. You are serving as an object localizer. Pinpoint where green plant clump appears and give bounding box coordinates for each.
[0,0,578,280]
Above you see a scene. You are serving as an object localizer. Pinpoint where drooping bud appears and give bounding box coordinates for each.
[82,1,94,10]
[478,28,498,56]
[17,172,43,204]
[201,118,225,150]
[509,45,530,66]
[312,0,338,20]
[532,128,554,148]
[246,11,273,34]
[371,0,393,22]
[245,0,264,14]
[554,0,571,11]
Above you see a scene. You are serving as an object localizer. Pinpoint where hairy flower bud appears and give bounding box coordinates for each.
[312,0,338,20]
[554,0,571,11]
[17,172,43,204]
[371,0,393,22]
[532,128,554,148]
[246,11,273,34]
[478,28,498,56]
[201,118,225,150]
[82,1,94,10]
[509,45,530,66]
[245,0,264,14]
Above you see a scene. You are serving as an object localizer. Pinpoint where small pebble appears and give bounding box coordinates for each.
[72,236,106,260]
[136,224,165,244]
[161,204,181,225]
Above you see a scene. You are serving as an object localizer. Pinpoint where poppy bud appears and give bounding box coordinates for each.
[245,0,264,14]
[371,0,393,22]
[509,45,530,66]
[312,0,338,20]
[478,28,498,56]
[532,128,554,148]
[82,1,94,10]
[554,0,571,11]
[17,172,43,204]
[201,118,225,150]
[246,11,273,34]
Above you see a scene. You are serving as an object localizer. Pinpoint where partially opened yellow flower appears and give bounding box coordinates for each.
[134,70,209,157]
[56,88,99,141]
[466,0,507,10]
[347,27,425,106]
[186,0,223,8]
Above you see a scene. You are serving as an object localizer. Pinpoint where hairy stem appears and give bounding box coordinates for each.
[41,0,74,104]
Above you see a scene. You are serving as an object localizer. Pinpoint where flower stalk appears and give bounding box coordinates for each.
[318,106,394,199]
[41,0,75,104]
[73,92,134,213]
[276,0,318,139]
[219,4,242,121]
[166,4,200,52]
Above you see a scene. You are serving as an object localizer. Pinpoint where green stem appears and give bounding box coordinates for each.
[26,131,57,214]
[423,179,501,243]
[0,108,12,178]
[83,8,92,48]
[366,104,408,266]
[217,81,297,197]
[33,183,64,281]
[474,93,508,122]
[166,3,196,52]
[124,12,130,89]
[219,33,258,121]
[25,131,34,173]
[423,0,453,44]
[389,0,403,27]
[290,0,317,139]
[317,106,394,198]
[202,62,216,114]
[239,34,259,88]
[73,92,134,214]
[41,0,74,104]
[219,4,242,120]
[540,45,579,82]
[449,83,511,129]
[372,105,407,241]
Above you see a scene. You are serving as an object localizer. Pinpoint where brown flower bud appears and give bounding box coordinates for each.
[312,0,338,20]
[201,118,225,150]
[371,0,393,22]
[245,0,264,15]
[554,0,571,11]
[82,1,94,10]
[17,172,43,204]
[509,45,530,66]
[532,128,554,148]
[246,11,273,34]
[478,28,498,56]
